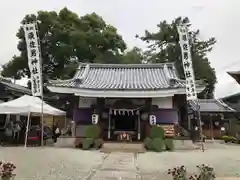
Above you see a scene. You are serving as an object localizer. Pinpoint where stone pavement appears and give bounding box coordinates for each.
[0,143,240,180]
[90,153,139,180]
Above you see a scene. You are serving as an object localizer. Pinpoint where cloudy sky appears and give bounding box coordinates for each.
[1,0,240,98]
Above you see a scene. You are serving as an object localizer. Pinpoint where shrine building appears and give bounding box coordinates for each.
[47,63,206,141]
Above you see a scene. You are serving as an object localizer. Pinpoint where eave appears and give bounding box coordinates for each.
[228,71,240,84]
[47,86,205,98]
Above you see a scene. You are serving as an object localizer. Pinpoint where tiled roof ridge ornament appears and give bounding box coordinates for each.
[163,64,178,87]
[163,64,171,79]
[74,64,90,85]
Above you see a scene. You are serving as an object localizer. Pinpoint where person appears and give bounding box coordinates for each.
[67,126,72,136]
[66,124,72,136]
[12,122,21,143]
[4,122,13,144]
[52,123,60,143]
[190,126,198,144]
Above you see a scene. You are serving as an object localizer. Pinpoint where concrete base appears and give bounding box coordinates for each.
[174,140,201,150]
[53,137,75,148]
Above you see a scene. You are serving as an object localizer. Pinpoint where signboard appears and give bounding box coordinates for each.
[23,23,42,97]
[149,115,156,125]
[157,124,175,137]
[79,97,96,108]
[177,25,197,100]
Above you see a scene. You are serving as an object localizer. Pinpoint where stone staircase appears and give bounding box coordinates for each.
[101,142,146,153]
[53,137,75,148]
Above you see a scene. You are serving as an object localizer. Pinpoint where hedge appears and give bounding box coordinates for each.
[152,138,164,152]
[94,138,104,149]
[85,125,100,139]
[150,126,164,139]
[144,137,153,150]
[82,138,94,150]
[165,138,174,151]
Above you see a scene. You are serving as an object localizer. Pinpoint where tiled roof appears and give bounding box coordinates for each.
[48,63,205,91]
[198,99,235,112]
[0,76,31,94]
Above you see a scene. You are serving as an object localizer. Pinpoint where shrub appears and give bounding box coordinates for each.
[150,126,164,139]
[0,161,16,180]
[168,164,216,180]
[85,125,101,139]
[144,137,153,150]
[194,164,216,180]
[165,138,174,151]
[168,165,187,180]
[82,138,94,150]
[152,138,164,152]
[94,138,104,149]
[222,135,235,143]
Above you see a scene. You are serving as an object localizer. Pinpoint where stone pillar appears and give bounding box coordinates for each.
[71,121,76,137]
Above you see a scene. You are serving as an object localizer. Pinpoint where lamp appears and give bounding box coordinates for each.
[141,113,148,121]
[101,112,108,119]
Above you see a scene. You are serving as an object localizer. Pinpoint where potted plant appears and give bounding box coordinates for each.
[0,161,16,180]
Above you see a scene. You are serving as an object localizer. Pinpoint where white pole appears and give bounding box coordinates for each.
[24,112,31,148]
[41,97,44,146]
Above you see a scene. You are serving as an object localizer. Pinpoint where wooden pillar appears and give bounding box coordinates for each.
[210,114,214,139]
[108,110,111,139]
[187,114,192,130]
[138,112,140,140]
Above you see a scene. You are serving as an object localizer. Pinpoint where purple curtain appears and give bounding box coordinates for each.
[73,108,92,123]
[155,109,178,124]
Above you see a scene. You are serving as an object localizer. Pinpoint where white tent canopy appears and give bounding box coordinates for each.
[0,95,65,116]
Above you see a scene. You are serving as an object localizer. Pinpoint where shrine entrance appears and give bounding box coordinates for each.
[114,114,136,131]
[108,108,141,142]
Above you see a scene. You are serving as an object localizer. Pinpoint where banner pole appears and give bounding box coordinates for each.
[177,24,204,152]
[24,112,31,148]
[35,22,44,147]
[23,21,44,146]
[196,101,204,152]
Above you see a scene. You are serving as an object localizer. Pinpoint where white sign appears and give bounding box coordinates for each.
[92,114,99,124]
[149,115,156,125]
[177,25,197,100]
[23,23,43,97]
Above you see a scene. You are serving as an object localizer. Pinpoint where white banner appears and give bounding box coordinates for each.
[177,25,197,100]
[23,23,43,97]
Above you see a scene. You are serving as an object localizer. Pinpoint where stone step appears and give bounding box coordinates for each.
[101,142,146,153]
[53,137,75,148]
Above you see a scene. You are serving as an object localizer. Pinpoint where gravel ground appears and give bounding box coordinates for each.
[0,143,240,180]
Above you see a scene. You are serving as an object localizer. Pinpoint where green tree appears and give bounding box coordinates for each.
[1,8,126,80]
[138,17,217,98]
[120,47,143,64]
